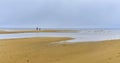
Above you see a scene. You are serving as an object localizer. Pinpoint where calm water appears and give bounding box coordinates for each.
[1,29,120,43]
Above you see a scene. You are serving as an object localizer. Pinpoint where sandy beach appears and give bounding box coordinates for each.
[0,30,77,34]
[0,0,119,62]
[0,37,120,63]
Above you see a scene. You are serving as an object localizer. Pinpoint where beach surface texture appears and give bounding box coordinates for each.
[0,37,120,63]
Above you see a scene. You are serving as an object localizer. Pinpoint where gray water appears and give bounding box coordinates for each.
[1,29,120,43]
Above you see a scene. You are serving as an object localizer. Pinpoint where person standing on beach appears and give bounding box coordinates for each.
[36,27,41,31]
[39,28,41,30]
[36,27,39,31]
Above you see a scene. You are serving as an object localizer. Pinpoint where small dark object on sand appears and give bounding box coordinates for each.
[26,59,29,63]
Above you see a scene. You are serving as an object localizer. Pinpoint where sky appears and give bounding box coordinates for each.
[0,0,120,28]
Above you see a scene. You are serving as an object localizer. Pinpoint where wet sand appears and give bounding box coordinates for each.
[0,37,120,63]
[0,30,77,34]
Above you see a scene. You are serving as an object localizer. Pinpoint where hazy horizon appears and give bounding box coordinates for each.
[0,0,120,28]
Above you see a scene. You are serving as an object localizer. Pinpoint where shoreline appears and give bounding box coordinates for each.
[0,30,78,34]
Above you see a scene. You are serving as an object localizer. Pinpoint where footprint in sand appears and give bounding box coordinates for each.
[107,57,112,63]
[116,52,120,57]
[26,59,29,63]
[24,55,30,63]
[108,57,112,60]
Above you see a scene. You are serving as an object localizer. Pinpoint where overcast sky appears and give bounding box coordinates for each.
[0,0,120,28]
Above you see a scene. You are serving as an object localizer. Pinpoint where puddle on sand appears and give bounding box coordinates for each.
[0,30,120,43]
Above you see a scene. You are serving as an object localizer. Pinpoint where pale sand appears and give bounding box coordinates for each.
[0,37,120,63]
[0,30,77,34]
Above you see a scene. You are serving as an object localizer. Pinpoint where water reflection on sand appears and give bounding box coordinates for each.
[1,30,120,43]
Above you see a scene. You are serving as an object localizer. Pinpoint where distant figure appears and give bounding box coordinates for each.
[36,27,39,31]
[36,27,41,31]
[39,28,41,30]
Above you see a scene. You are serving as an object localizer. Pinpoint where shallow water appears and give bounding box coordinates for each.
[1,30,120,43]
